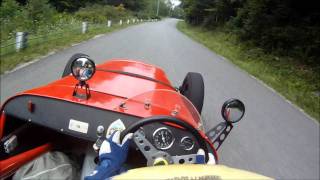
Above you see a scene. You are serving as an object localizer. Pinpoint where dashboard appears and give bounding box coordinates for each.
[3,95,140,142]
[3,95,201,158]
[138,122,199,155]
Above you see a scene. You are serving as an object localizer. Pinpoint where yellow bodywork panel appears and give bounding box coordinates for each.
[113,164,272,180]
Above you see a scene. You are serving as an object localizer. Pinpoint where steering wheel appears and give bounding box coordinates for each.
[120,115,210,166]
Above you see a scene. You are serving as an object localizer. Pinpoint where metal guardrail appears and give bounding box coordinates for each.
[0,18,155,57]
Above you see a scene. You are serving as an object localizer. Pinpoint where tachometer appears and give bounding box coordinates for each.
[153,127,175,150]
[180,136,194,151]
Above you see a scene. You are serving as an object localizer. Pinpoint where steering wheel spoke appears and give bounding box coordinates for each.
[172,154,197,164]
[121,116,214,165]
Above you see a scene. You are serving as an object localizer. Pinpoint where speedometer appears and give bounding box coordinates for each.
[153,127,175,150]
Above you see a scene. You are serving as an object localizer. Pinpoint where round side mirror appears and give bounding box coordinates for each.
[71,57,96,82]
[221,99,245,123]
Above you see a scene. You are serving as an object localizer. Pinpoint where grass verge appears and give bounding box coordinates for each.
[0,23,135,74]
[177,21,320,122]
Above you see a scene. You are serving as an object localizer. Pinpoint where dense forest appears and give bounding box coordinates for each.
[178,0,320,120]
[0,0,172,39]
[180,0,320,68]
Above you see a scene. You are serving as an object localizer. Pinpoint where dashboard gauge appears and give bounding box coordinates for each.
[180,136,194,151]
[153,127,175,150]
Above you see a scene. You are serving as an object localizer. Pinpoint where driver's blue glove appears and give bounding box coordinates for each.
[85,131,133,180]
[195,148,216,165]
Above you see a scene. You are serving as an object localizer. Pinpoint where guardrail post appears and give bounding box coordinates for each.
[82,22,88,34]
[15,32,28,52]
[107,20,112,27]
[119,19,122,25]
[127,19,130,24]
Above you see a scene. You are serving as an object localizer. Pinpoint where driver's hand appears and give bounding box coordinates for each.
[85,131,133,180]
[195,148,216,165]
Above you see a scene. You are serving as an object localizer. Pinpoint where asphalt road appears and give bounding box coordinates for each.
[1,19,319,179]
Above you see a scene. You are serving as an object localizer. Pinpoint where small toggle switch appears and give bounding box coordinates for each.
[27,100,35,113]
[93,125,105,152]
[96,125,105,138]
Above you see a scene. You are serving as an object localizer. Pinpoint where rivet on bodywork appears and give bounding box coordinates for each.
[119,102,127,110]
[171,104,181,116]
[144,99,151,110]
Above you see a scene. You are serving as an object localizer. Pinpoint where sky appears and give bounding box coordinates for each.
[170,0,181,7]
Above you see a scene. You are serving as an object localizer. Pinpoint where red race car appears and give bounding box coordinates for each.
[0,54,246,179]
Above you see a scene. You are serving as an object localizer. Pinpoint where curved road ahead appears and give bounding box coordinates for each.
[1,19,319,179]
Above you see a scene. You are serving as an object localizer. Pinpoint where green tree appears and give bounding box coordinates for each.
[27,0,54,22]
[123,0,148,11]
[181,0,242,26]
[182,0,218,25]
[0,0,28,38]
[48,0,108,12]
[232,0,320,63]
[181,0,319,66]
[0,0,22,19]
[171,6,184,19]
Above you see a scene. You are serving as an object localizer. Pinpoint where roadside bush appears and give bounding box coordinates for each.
[75,4,132,23]
[182,0,320,69]
[0,1,135,42]
[0,0,58,40]
[0,0,21,19]
[135,11,150,19]
[26,0,56,30]
[150,15,161,20]
[230,0,320,67]
[0,0,28,40]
